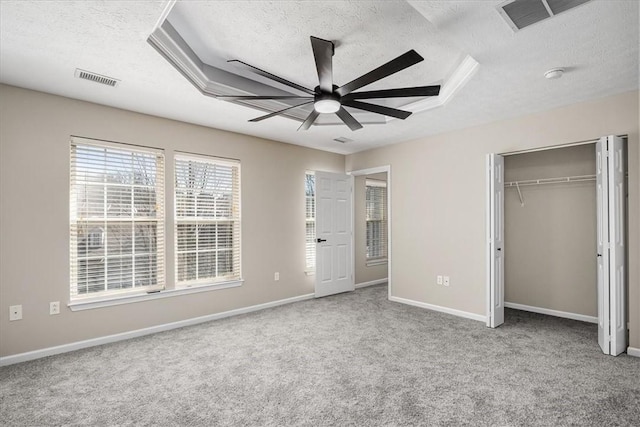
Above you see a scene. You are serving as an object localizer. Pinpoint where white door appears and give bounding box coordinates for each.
[486,154,505,328]
[597,136,627,355]
[596,138,610,354]
[315,171,354,298]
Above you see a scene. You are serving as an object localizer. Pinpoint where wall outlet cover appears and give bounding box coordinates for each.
[9,305,22,321]
[50,301,60,315]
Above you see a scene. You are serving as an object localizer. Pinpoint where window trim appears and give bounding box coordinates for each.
[67,279,244,311]
[69,137,166,301]
[174,151,242,288]
[304,171,316,274]
[365,178,388,263]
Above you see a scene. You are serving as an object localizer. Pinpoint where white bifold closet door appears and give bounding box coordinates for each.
[486,153,505,328]
[596,135,627,356]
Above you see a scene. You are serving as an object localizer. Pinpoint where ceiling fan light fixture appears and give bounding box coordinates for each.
[314,98,341,114]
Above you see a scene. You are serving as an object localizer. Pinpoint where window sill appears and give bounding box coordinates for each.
[366,259,388,267]
[67,280,244,311]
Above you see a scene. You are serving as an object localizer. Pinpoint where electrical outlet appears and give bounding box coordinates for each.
[444,276,450,287]
[437,275,443,285]
[9,305,22,321]
[274,272,280,281]
[50,301,60,315]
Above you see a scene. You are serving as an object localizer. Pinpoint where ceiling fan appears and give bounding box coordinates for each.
[217,36,441,131]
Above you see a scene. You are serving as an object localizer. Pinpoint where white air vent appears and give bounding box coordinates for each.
[334,137,353,144]
[498,0,591,32]
[74,69,119,87]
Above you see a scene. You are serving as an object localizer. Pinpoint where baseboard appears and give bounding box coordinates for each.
[389,296,486,322]
[505,302,597,324]
[627,347,640,358]
[0,292,314,367]
[355,278,388,289]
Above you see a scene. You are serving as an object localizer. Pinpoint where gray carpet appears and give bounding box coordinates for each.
[1,284,639,426]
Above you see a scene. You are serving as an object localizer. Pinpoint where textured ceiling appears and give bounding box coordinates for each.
[0,1,638,155]
[168,1,459,92]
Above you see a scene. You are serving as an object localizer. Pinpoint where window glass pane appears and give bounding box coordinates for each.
[176,223,196,252]
[107,256,133,290]
[106,223,133,255]
[218,250,233,275]
[76,184,105,218]
[135,222,157,254]
[177,252,197,282]
[106,186,132,217]
[134,186,157,217]
[134,255,155,286]
[197,224,216,250]
[217,222,233,248]
[197,251,216,279]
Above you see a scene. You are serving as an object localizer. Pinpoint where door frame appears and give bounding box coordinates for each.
[485,136,629,354]
[348,165,392,300]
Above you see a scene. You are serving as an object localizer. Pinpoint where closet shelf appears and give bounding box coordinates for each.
[505,174,596,188]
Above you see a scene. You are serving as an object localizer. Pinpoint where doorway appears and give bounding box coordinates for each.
[487,136,628,356]
[350,166,392,300]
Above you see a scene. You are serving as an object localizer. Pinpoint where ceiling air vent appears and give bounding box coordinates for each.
[497,0,591,32]
[74,69,120,87]
[333,137,353,144]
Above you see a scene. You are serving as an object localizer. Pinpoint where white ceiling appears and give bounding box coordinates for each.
[1,1,638,155]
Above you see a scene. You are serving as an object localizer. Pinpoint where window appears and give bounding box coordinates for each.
[366,179,387,262]
[305,172,315,273]
[175,154,241,286]
[70,138,165,300]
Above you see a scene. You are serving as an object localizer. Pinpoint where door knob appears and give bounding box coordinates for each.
[316,238,327,243]
[597,253,602,257]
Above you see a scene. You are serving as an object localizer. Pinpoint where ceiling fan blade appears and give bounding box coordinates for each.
[342,100,412,120]
[336,107,363,131]
[249,101,313,122]
[217,95,313,101]
[343,85,440,101]
[310,36,334,93]
[298,110,320,131]
[336,50,424,97]
[228,59,315,95]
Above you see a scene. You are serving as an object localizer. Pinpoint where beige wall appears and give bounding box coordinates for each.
[346,90,640,349]
[504,145,597,317]
[354,173,388,285]
[0,84,345,357]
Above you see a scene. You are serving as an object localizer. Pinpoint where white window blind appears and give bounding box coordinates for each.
[175,154,241,286]
[366,179,387,261]
[305,172,316,272]
[70,138,165,300]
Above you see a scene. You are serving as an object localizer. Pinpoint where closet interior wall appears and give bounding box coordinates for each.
[504,144,598,318]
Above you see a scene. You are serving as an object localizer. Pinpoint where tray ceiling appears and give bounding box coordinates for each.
[0,1,637,154]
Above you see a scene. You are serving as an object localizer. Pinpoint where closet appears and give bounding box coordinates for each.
[504,144,598,321]
[487,136,628,355]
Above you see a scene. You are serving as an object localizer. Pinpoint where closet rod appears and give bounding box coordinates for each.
[505,174,596,188]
